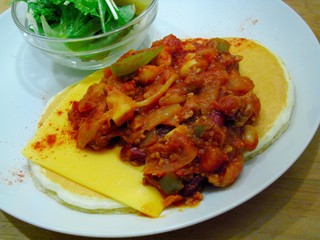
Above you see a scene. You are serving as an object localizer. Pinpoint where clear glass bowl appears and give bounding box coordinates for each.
[11,0,158,70]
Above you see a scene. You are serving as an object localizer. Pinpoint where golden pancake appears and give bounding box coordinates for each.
[227,38,294,158]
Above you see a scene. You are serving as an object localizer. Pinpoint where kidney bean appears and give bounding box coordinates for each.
[120,144,146,165]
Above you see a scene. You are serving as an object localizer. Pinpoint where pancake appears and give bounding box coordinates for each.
[227,38,294,158]
[26,37,294,215]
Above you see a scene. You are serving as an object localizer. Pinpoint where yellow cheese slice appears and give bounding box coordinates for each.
[22,70,164,218]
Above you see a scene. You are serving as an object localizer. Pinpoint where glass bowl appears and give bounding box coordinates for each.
[11,0,158,70]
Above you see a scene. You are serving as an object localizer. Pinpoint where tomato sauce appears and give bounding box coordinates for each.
[68,35,261,206]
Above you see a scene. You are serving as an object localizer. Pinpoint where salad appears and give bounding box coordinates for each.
[13,0,153,61]
[15,0,150,38]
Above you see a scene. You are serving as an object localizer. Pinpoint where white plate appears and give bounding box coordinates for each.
[0,0,319,237]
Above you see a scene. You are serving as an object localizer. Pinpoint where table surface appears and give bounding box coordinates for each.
[1,0,319,239]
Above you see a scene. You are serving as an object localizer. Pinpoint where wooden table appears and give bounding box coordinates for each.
[1,0,319,239]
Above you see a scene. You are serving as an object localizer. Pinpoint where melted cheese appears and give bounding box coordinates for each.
[22,70,164,218]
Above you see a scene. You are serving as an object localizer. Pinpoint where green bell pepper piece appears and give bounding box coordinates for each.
[111,46,163,76]
[159,173,184,195]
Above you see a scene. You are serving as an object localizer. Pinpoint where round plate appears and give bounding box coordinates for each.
[0,0,319,237]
